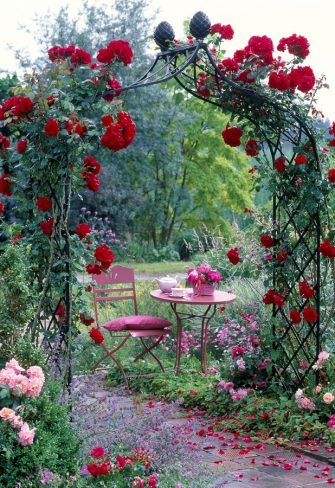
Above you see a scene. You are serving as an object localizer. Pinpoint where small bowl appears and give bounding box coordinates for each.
[170,287,184,297]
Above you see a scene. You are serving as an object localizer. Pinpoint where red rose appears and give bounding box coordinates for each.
[277,34,310,59]
[83,156,101,175]
[17,139,27,153]
[0,173,13,196]
[39,217,54,236]
[89,327,104,344]
[247,35,274,64]
[245,139,259,157]
[0,202,4,214]
[260,234,275,248]
[79,313,95,326]
[289,66,315,93]
[227,247,240,265]
[100,111,136,152]
[196,84,211,98]
[237,69,255,84]
[75,223,91,240]
[290,309,301,324]
[103,77,122,101]
[101,115,114,127]
[295,154,308,165]
[94,245,115,269]
[44,119,60,137]
[299,280,315,299]
[70,48,92,65]
[274,156,286,172]
[86,263,102,275]
[0,134,10,151]
[303,306,318,324]
[210,23,234,40]
[262,289,284,307]
[221,125,243,147]
[328,169,335,183]
[97,40,133,66]
[231,346,245,359]
[218,58,239,73]
[84,173,100,192]
[36,197,52,212]
[276,249,288,262]
[66,119,87,138]
[319,240,335,258]
[12,233,23,245]
[90,446,105,458]
[269,71,290,91]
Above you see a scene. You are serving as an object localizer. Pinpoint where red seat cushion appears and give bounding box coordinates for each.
[103,315,172,331]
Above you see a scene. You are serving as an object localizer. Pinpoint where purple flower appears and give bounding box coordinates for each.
[40,469,53,485]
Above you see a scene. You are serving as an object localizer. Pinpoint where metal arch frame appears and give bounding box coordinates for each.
[106,38,325,390]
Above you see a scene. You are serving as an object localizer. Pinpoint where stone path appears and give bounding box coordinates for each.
[70,371,335,487]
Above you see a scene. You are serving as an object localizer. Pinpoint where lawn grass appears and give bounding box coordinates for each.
[122,261,192,275]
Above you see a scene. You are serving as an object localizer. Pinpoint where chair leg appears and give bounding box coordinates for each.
[134,336,165,372]
[91,337,131,391]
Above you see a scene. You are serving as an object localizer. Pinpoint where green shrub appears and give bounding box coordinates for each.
[0,381,80,487]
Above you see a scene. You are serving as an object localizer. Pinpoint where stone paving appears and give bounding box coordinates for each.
[70,371,335,487]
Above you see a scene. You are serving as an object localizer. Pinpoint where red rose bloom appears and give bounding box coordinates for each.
[277,34,310,59]
[328,169,335,183]
[36,196,52,212]
[299,280,315,299]
[94,245,115,269]
[274,156,286,172]
[79,312,95,326]
[89,327,104,344]
[86,263,102,275]
[90,446,105,459]
[289,66,315,93]
[290,309,301,324]
[319,240,335,258]
[70,48,92,65]
[17,139,27,153]
[83,156,101,176]
[245,139,259,157]
[227,247,240,265]
[84,173,100,192]
[295,154,308,165]
[101,111,136,152]
[75,223,91,240]
[0,135,10,151]
[210,23,234,40]
[103,77,122,101]
[0,173,13,196]
[66,119,87,138]
[247,35,274,64]
[260,234,275,248]
[262,289,284,307]
[0,202,4,214]
[12,233,23,245]
[101,115,114,127]
[218,58,239,73]
[39,217,54,236]
[231,346,245,359]
[44,119,60,137]
[97,40,133,66]
[269,71,290,91]
[221,125,243,147]
[303,306,318,324]
[276,249,288,262]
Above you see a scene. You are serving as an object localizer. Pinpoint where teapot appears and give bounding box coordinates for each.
[156,275,178,293]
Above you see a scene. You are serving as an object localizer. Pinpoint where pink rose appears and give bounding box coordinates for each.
[6,359,25,373]
[0,407,16,421]
[18,423,36,446]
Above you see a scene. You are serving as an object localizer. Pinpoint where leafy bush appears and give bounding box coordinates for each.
[0,244,36,365]
[0,381,80,487]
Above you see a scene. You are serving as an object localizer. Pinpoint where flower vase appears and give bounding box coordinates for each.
[193,283,216,296]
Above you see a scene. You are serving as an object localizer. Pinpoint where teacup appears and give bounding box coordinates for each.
[170,287,184,297]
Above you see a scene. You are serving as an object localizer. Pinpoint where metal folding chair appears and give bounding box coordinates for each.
[91,265,172,390]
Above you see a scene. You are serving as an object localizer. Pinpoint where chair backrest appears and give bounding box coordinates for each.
[92,265,138,326]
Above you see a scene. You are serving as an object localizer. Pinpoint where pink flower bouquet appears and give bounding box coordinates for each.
[187,263,222,295]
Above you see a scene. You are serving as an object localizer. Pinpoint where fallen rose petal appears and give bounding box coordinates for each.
[300,466,307,471]
[283,464,293,470]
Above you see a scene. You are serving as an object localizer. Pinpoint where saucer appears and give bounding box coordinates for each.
[168,293,185,298]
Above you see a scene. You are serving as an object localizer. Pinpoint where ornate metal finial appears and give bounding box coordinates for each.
[189,11,211,40]
[154,21,175,50]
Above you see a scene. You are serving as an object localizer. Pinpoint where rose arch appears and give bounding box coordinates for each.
[108,11,335,390]
[1,12,335,391]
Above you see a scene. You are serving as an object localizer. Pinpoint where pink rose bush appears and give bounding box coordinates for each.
[0,359,44,446]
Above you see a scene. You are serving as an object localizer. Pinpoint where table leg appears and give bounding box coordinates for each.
[200,305,217,374]
[171,303,183,374]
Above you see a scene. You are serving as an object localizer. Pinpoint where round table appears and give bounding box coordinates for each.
[150,288,236,374]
